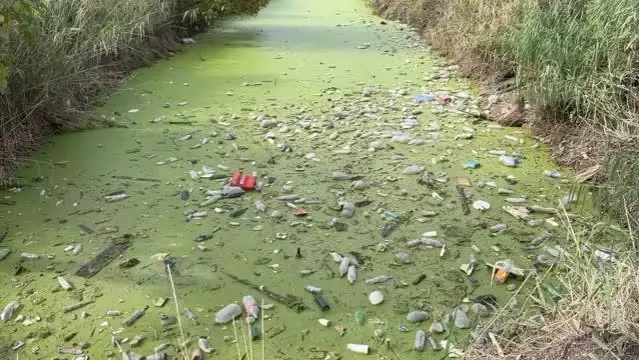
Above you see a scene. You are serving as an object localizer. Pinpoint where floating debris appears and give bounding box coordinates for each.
[123,306,148,326]
[365,275,393,284]
[544,169,561,178]
[472,200,491,211]
[215,304,242,324]
[346,343,369,354]
[368,291,384,305]
[406,311,429,323]
[184,308,199,324]
[0,300,20,321]
[57,276,73,290]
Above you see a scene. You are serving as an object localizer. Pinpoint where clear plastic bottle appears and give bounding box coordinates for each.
[414,330,426,352]
[215,303,242,324]
[242,295,260,322]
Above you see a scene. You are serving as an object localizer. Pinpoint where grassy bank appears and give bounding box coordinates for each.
[370,0,639,230]
[0,0,268,183]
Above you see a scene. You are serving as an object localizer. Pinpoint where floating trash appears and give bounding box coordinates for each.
[472,200,491,211]
[499,155,518,167]
[368,290,384,305]
[544,169,561,178]
[463,160,480,169]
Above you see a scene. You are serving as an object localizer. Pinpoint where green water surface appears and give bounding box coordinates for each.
[0,0,581,359]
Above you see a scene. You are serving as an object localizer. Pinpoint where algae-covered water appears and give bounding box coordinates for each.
[0,0,582,358]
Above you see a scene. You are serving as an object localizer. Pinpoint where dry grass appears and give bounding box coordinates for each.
[465,210,639,360]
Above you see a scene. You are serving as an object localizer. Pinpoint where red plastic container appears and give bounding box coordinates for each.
[231,171,256,190]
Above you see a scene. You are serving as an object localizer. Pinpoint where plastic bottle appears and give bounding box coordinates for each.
[406,310,429,323]
[222,186,245,198]
[215,303,242,324]
[0,300,19,321]
[544,169,561,178]
[347,344,370,354]
[242,296,260,322]
[313,294,330,311]
[198,337,213,353]
[499,155,518,167]
[105,193,129,202]
[123,306,148,326]
[414,330,426,352]
[249,324,261,340]
[340,202,355,217]
[365,275,393,284]
[402,165,424,175]
[347,265,357,284]
[338,257,350,277]
[305,285,322,294]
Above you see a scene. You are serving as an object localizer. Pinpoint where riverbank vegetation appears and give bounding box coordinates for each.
[0,0,268,182]
[370,0,639,357]
[466,211,639,359]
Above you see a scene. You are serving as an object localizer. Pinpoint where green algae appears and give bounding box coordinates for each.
[0,0,595,359]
